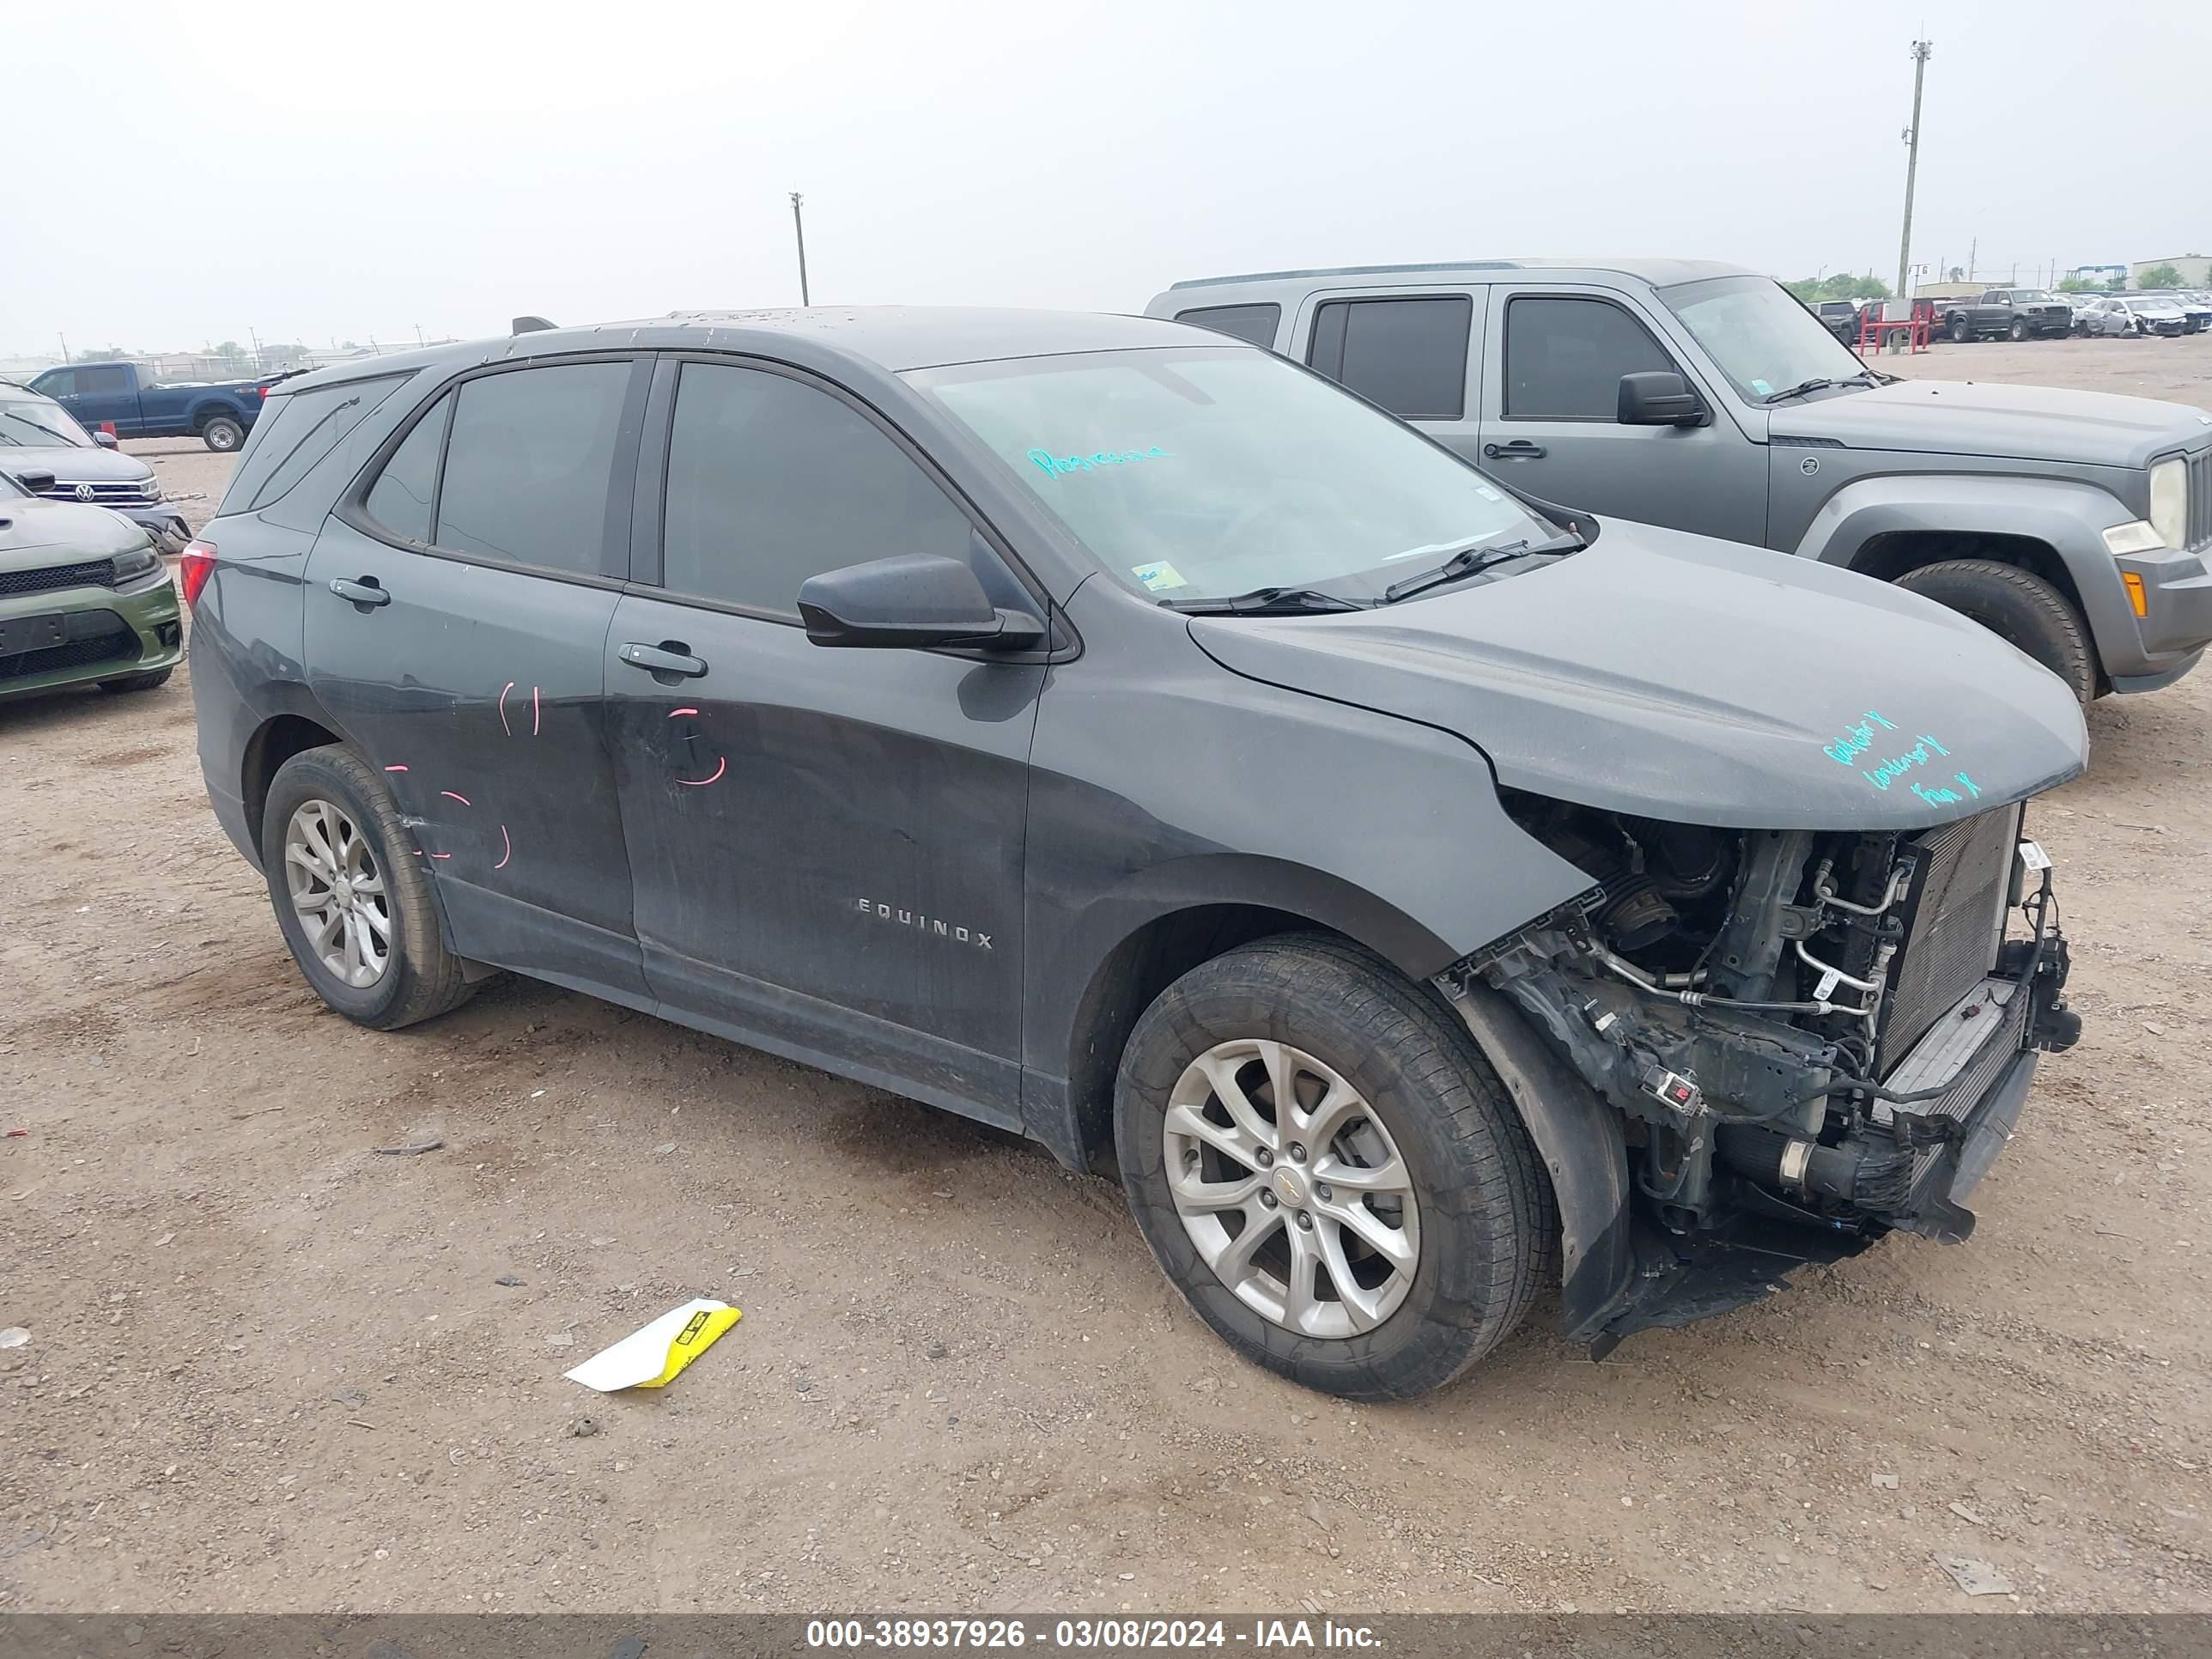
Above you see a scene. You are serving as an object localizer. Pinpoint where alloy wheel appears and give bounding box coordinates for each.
[1162,1038,1419,1337]
[284,799,391,988]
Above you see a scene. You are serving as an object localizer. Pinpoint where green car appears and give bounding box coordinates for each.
[1,464,182,702]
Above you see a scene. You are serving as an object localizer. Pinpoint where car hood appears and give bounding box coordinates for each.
[0,442,156,484]
[0,495,150,563]
[1768,377,2212,468]
[1188,523,2087,830]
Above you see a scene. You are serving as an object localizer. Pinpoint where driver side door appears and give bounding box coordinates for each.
[1475,288,1768,546]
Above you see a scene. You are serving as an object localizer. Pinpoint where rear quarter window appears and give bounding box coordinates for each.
[1172,303,1282,349]
[224,376,407,513]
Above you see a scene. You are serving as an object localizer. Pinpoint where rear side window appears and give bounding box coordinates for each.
[229,376,405,511]
[432,363,631,574]
[1305,296,1471,420]
[76,365,131,396]
[1503,296,1676,421]
[659,362,972,617]
[1173,303,1281,349]
[362,392,451,544]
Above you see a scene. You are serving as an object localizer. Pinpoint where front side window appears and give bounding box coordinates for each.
[1654,274,1867,402]
[1503,297,1677,419]
[909,345,1552,605]
[1173,303,1282,349]
[0,398,94,448]
[661,362,973,616]
[432,362,630,574]
[1306,296,1471,420]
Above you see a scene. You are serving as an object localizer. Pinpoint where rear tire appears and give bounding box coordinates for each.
[260,745,476,1030]
[202,416,244,453]
[100,666,173,693]
[1115,933,1553,1401]
[1894,558,2099,703]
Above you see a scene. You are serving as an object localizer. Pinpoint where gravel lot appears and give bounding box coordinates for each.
[4,336,2209,1616]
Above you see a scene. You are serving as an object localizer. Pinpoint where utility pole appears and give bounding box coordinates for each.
[58,332,69,364]
[1967,237,1977,284]
[1895,39,1932,301]
[414,323,425,348]
[790,191,811,307]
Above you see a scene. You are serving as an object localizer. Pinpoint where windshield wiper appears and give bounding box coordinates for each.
[1763,377,1837,404]
[1159,586,1366,617]
[1379,532,1585,605]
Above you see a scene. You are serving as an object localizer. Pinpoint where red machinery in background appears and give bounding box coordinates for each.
[1856,298,1935,354]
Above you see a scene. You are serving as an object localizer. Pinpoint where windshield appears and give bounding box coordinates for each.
[2011,289,2056,302]
[906,346,1554,604]
[1656,275,1867,401]
[0,397,94,448]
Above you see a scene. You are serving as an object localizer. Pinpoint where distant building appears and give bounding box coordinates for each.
[2130,255,2211,287]
[1912,281,1985,301]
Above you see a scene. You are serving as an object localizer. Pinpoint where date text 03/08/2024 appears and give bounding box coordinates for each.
[805,1617,1382,1650]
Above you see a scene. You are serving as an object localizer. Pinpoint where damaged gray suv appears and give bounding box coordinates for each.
[188,308,2086,1398]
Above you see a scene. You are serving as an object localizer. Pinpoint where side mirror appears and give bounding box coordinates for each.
[93,431,118,450]
[798,554,1046,652]
[1618,371,1707,427]
[14,469,57,494]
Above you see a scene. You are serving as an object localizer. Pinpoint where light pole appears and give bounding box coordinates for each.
[790,191,811,307]
[1894,39,1933,303]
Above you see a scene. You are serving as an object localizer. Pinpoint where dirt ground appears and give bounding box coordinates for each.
[3,336,2209,1617]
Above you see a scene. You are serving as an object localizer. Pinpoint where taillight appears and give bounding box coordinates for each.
[179,540,217,608]
[258,385,270,398]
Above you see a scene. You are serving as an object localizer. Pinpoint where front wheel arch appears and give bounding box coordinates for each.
[1847,529,2106,696]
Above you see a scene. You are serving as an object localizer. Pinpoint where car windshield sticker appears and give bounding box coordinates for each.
[1027,446,1169,479]
[1131,561,1187,592]
[1750,378,1773,397]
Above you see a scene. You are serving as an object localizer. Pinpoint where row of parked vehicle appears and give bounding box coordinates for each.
[1812,287,2212,343]
[4,258,2209,1399]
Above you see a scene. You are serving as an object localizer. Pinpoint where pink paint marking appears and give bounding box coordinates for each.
[429,852,453,860]
[494,825,512,871]
[499,681,515,736]
[677,756,727,787]
[411,849,423,856]
[441,790,471,806]
[668,707,699,719]
[385,764,409,773]
[532,685,541,736]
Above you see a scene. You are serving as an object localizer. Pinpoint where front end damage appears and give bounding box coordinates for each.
[1439,793,2079,1354]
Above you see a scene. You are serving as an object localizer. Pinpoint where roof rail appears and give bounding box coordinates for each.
[1169,260,1523,291]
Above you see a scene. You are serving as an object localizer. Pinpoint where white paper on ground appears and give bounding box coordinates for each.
[562,1297,740,1392]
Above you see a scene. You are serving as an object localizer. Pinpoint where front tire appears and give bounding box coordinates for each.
[1115,934,1553,1401]
[1948,313,1972,343]
[259,745,475,1030]
[1895,558,2099,702]
[2008,317,2031,342]
[202,416,245,453]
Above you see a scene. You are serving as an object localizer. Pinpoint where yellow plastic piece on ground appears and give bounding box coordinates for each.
[563,1297,742,1392]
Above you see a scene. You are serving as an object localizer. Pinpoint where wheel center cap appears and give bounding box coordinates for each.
[1271,1166,1307,1206]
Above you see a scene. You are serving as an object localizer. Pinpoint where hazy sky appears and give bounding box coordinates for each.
[9,0,2209,356]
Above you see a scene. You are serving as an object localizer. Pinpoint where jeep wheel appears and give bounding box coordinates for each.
[259,745,477,1030]
[1895,558,2099,702]
[1115,934,1553,1401]
[1949,313,1973,343]
[2008,317,2031,343]
[202,416,245,453]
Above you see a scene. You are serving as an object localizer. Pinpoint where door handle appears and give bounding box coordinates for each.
[328,576,391,608]
[1481,440,1547,459]
[619,641,708,678]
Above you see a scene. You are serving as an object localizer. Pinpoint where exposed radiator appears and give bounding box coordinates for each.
[1878,805,2020,1073]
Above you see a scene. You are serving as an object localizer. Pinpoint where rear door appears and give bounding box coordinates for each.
[1293,289,1484,462]
[1474,287,1767,545]
[602,354,1045,1125]
[305,354,652,997]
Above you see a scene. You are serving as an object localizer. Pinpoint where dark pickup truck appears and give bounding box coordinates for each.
[25,361,284,453]
[1939,289,2073,343]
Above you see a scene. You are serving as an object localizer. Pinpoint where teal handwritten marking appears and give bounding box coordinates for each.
[1860,733,1951,792]
[1911,773,1978,805]
[1822,709,1899,766]
[1027,445,1169,479]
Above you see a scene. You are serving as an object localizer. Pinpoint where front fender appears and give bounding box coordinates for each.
[1792,471,2157,675]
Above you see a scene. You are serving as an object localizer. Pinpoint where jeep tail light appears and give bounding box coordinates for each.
[179,540,217,609]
